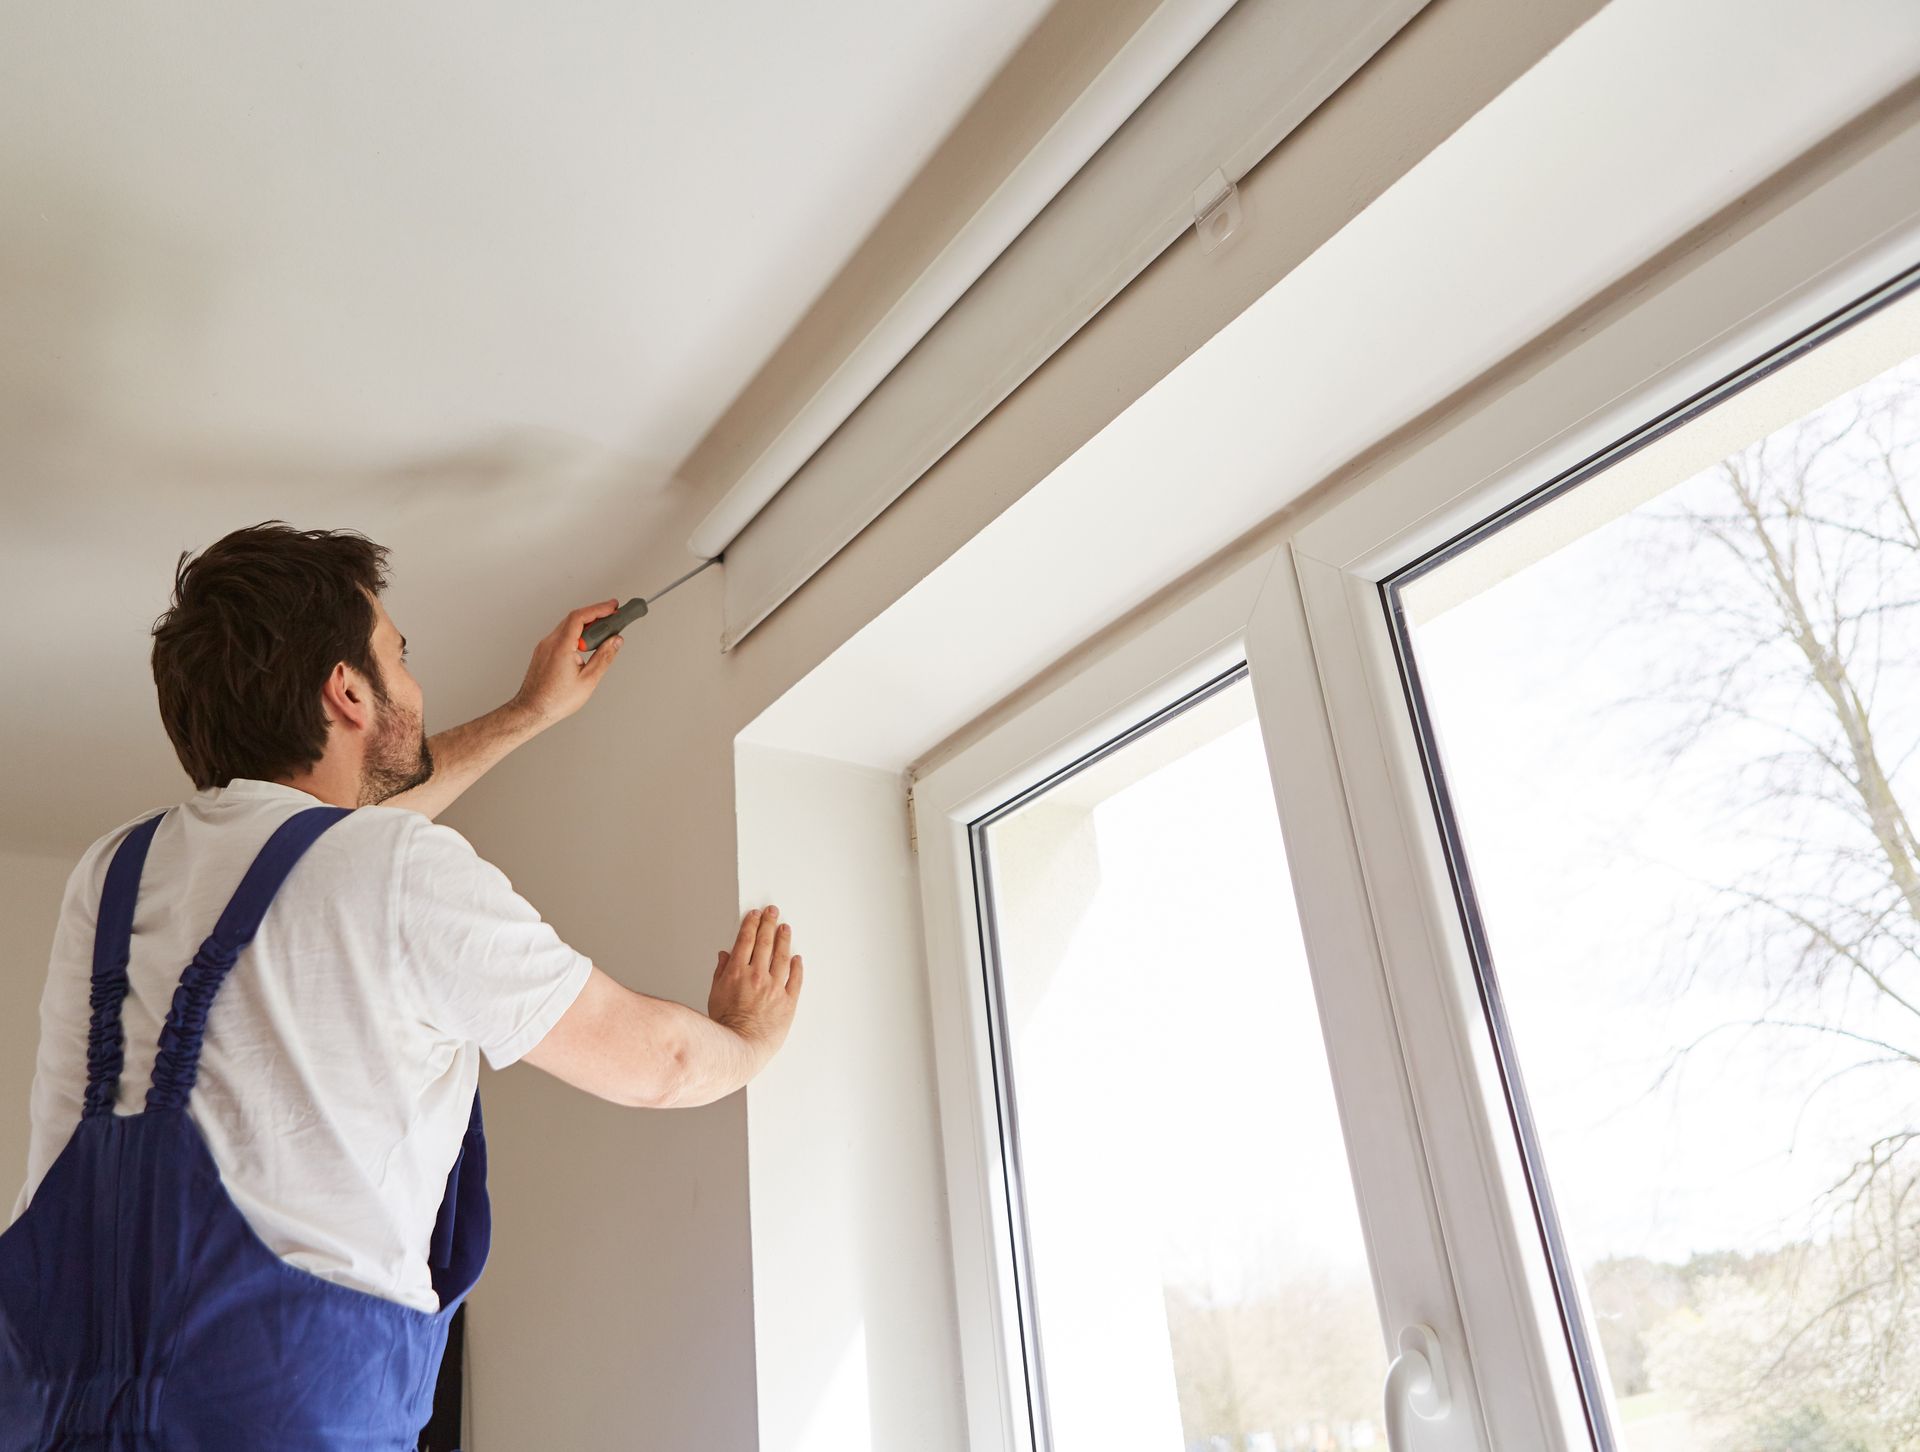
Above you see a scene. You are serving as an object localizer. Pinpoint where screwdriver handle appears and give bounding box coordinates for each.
[579,597,649,652]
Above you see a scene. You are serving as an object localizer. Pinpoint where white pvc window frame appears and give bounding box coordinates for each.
[908,99,1920,1452]
[911,545,1494,1452]
[1288,110,1920,1452]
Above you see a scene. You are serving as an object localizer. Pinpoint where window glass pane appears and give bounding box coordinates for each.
[976,672,1387,1452]
[1397,289,1920,1450]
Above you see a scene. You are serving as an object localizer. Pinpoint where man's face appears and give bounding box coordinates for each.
[358,593,434,806]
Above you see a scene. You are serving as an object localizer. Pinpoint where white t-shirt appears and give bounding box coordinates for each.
[8,778,595,1313]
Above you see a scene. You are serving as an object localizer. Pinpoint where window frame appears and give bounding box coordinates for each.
[1284,100,1920,1452]
[910,547,1492,1449]
[964,654,1257,1452]
[910,552,1263,1452]
[907,87,1920,1452]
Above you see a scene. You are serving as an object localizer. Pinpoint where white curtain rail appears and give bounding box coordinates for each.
[685,0,1239,563]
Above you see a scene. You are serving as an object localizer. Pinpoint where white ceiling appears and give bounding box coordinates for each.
[0,1,1052,853]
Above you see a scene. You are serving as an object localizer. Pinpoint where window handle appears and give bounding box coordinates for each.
[1384,1323,1453,1449]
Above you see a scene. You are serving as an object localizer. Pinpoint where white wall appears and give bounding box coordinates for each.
[1,848,78,1205]
[440,584,763,1450]
[735,743,963,1452]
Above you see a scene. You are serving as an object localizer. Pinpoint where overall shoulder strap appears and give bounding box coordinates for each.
[82,812,170,1120]
[146,805,353,1112]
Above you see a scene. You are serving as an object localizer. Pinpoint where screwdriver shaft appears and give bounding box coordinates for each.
[577,556,723,652]
[646,555,722,605]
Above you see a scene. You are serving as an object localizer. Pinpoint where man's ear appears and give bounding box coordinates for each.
[321,662,375,732]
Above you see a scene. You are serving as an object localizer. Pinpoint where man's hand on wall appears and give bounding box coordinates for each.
[710,905,803,1069]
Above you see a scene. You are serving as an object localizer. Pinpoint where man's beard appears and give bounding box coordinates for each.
[358,691,435,806]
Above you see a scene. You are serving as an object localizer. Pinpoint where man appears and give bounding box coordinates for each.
[0,521,802,1449]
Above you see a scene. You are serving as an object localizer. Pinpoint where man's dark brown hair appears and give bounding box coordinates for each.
[151,521,393,790]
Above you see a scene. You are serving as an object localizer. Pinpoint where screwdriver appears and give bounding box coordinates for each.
[577,556,723,652]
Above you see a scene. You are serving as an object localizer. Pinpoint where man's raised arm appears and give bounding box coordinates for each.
[384,600,626,820]
[521,907,803,1108]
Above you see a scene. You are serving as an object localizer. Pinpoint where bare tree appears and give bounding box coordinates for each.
[1165,1274,1382,1451]
[1611,357,1920,1445]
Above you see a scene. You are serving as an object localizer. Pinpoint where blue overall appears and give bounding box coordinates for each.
[0,805,491,1450]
